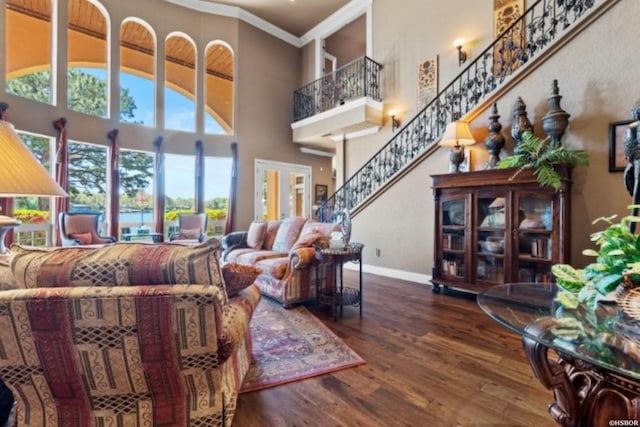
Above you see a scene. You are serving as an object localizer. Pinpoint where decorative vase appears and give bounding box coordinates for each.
[511,97,533,155]
[340,208,351,245]
[484,102,506,169]
[541,79,570,147]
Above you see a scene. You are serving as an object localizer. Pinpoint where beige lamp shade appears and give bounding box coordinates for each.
[0,120,67,197]
[439,121,476,147]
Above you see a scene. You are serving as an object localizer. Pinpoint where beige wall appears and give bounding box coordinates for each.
[233,21,332,228]
[349,0,633,277]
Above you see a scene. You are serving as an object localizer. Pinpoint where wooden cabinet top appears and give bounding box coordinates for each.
[431,165,572,190]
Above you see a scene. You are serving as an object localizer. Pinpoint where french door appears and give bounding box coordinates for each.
[254,160,311,221]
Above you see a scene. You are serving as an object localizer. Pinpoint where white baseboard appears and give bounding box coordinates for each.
[343,262,432,286]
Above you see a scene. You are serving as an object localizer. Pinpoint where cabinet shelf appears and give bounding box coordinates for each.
[432,166,570,294]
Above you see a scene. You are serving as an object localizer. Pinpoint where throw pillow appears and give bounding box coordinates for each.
[262,220,281,250]
[291,231,325,251]
[246,221,267,249]
[10,239,228,302]
[221,263,261,297]
[69,232,93,245]
[271,217,308,253]
[174,228,201,240]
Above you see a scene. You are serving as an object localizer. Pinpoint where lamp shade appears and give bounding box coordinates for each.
[0,120,67,197]
[439,121,476,147]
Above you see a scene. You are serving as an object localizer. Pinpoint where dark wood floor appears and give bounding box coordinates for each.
[233,272,556,427]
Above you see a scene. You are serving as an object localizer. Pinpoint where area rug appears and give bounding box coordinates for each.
[240,298,366,393]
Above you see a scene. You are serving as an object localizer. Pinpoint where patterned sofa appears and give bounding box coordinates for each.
[0,238,260,427]
[221,217,340,308]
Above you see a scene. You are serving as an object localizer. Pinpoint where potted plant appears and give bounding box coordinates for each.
[551,206,640,310]
[497,131,589,190]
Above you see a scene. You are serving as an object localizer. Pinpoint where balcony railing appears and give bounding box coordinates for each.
[317,0,604,222]
[293,56,383,122]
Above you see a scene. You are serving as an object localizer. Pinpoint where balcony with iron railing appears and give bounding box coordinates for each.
[292,56,384,148]
[317,0,612,222]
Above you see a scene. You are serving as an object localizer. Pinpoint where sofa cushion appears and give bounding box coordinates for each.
[10,238,227,301]
[256,257,289,280]
[0,261,17,291]
[271,217,308,253]
[246,221,267,249]
[234,249,286,266]
[263,220,281,250]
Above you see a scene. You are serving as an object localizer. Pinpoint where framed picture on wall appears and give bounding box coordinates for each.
[315,184,328,204]
[609,119,634,172]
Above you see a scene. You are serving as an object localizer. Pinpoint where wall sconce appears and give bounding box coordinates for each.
[454,38,467,67]
[391,115,400,132]
[390,110,401,132]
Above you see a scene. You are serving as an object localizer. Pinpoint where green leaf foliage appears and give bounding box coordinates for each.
[552,206,640,311]
[496,131,589,190]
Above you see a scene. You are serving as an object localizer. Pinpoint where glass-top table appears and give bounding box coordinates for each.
[478,283,640,425]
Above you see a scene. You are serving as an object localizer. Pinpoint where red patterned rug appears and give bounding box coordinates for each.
[240,298,366,393]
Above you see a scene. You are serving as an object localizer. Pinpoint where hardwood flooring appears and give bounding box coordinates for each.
[233,272,556,427]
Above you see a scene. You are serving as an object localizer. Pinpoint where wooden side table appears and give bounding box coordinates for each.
[315,243,364,320]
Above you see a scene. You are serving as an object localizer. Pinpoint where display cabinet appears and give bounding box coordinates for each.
[431,166,570,293]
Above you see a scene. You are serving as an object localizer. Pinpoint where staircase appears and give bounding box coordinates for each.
[317,0,619,222]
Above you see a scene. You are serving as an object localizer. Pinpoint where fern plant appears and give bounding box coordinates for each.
[497,131,589,190]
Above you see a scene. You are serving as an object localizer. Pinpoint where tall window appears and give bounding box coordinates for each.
[164,153,195,213]
[165,34,196,132]
[120,19,155,126]
[204,156,231,235]
[5,0,53,104]
[119,149,154,232]
[68,141,108,216]
[204,42,234,134]
[13,132,54,246]
[68,0,109,117]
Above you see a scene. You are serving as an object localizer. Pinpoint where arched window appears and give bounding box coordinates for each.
[120,19,156,126]
[5,0,54,104]
[204,41,234,134]
[67,0,109,117]
[164,33,196,132]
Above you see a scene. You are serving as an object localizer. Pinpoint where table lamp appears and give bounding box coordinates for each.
[439,121,476,172]
[0,119,67,257]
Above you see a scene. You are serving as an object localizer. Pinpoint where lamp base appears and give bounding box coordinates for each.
[449,145,466,173]
[0,216,21,256]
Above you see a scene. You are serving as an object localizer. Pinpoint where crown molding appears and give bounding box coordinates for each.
[164,0,370,48]
[163,0,300,46]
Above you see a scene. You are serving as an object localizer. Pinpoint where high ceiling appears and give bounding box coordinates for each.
[201,0,352,37]
[7,0,355,82]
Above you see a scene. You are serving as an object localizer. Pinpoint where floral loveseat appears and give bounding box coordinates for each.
[221,217,340,308]
[0,238,260,427]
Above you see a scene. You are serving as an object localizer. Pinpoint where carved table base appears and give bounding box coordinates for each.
[524,318,640,426]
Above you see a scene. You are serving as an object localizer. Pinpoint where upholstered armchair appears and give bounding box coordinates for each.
[59,212,116,246]
[169,212,208,243]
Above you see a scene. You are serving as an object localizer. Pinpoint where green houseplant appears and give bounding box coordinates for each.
[551,206,640,310]
[497,131,589,190]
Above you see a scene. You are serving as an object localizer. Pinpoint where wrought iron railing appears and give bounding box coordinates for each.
[317,0,602,222]
[293,56,383,122]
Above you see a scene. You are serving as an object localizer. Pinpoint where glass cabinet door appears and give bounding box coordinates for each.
[515,193,554,283]
[476,195,507,284]
[441,197,467,279]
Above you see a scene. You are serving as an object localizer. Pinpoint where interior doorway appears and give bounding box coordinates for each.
[254,159,311,221]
